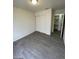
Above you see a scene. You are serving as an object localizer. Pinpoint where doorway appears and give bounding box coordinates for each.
[51,14,65,39]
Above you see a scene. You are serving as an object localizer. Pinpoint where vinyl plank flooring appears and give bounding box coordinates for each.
[13,31,65,59]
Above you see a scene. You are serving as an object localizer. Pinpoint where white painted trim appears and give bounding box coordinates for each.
[13,31,35,42]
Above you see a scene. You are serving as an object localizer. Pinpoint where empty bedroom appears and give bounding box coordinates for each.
[13,0,65,59]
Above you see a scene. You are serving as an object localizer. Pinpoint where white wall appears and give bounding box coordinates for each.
[35,9,52,35]
[13,7,36,41]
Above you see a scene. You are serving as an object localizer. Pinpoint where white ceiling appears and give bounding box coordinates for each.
[13,0,65,12]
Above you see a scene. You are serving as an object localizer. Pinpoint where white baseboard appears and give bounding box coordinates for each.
[13,31,51,42]
[13,31,35,42]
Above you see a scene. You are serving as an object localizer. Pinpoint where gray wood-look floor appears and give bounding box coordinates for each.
[13,31,65,59]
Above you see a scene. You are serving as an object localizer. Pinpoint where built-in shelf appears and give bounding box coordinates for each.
[54,14,60,31]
